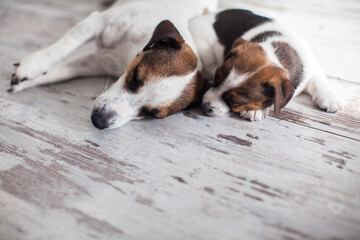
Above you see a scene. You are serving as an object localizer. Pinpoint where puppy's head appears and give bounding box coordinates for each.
[91,20,205,130]
[202,38,294,117]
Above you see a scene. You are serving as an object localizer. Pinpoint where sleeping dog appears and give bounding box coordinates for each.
[9,0,218,129]
[190,9,345,121]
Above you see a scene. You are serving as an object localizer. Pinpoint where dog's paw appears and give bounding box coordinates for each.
[313,90,345,113]
[239,108,269,121]
[10,53,50,92]
[8,80,27,93]
[9,71,48,93]
[12,51,49,82]
[9,72,25,93]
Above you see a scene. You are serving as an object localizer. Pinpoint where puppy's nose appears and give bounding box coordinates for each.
[91,110,109,130]
[202,102,214,114]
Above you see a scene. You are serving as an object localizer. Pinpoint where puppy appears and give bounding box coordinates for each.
[9,0,218,129]
[190,9,345,121]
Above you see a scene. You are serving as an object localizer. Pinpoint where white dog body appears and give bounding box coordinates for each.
[11,0,219,129]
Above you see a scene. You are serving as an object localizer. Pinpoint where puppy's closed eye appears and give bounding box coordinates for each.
[224,52,237,62]
[222,91,247,108]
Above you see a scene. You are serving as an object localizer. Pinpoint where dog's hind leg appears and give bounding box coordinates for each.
[12,11,107,83]
[9,53,110,93]
[305,65,345,113]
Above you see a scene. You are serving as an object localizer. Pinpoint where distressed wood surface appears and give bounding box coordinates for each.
[0,0,359,240]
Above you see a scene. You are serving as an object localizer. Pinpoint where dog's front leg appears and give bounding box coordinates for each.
[9,53,109,93]
[11,11,106,84]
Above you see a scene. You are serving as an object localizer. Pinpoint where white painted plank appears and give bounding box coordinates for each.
[0,94,359,239]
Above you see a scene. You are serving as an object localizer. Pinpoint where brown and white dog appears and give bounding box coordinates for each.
[190,9,345,121]
[9,0,218,129]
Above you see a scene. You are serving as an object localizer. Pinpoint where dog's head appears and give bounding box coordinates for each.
[202,38,294,117]
[91,20,205,130]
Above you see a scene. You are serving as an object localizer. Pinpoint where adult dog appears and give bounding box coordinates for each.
[10,0,218,129]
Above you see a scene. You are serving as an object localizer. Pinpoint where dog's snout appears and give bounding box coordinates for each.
[91,110,109,130]
[202,102,214,114]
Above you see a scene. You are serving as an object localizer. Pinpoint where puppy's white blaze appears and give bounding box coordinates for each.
[222,68,254,91]
[202,68,254,116]
[260,42,283,67]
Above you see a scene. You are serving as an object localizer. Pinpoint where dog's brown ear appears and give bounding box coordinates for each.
[269,77,295,116]
[232,38,247,48]
[143,20,184,51]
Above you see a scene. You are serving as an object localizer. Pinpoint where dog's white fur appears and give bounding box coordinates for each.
[99,71,197,129]
[190,12,345,121]
[11,0,219,128]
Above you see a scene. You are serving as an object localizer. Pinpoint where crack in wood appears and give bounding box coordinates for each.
[171,176,187,184]
[243,193,263,202]
[217,134,252,147]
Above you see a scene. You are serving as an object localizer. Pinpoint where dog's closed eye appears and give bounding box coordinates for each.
[224,52,237,62]
[222,91,247,107]
[127,66,145,93]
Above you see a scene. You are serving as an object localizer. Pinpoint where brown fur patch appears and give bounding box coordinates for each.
[124,20,198,93]
[222,66,294,114]
[215,38,268,87]
[272,41,303,88]
[124,43,197,93]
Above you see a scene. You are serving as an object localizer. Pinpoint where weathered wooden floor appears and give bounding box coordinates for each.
[0,0,359,239]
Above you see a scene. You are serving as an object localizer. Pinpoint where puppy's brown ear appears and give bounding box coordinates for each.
[143,20,184,51]
[232,38,247,48]
[269,77,295,116]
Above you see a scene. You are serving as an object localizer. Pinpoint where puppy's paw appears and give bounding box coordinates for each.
[313,90,345,113]
[240,108,269,121]
[13,51,50,82]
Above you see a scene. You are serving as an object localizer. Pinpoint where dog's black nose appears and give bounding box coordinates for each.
[202,102,214,114]
[91,111,109,130]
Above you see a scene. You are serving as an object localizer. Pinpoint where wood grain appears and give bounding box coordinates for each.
[0,0,359,240]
